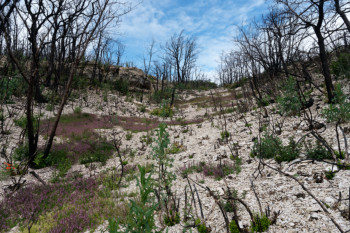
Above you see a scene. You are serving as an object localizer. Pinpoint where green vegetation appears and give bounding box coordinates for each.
[166,142,183,154]
[251,214,270,232]
[114,78,129,96]
[195,218,209,233]
[229,220,240,233]
[163,210,180,226]
[277,77,310,116]
[151,88,173,104]
[325,170,336,180]
[150,100,174,118]
[126,132,133,141]
[305,143,333,161]
[331,53,350,78]
[139,105,146,113]
[58,112,91,123]
[221,130,230,140]
[251,134,300,163]
[108,166,158,233]
[74,106,82,114]
[322,84,350,123]
[0,77,27,102]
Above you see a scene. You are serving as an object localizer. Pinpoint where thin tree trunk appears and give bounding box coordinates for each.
[43,65,77,158]
[334,0,350,33]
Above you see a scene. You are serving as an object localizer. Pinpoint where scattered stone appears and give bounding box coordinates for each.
[313,173,324,183]
[296,193,306,199]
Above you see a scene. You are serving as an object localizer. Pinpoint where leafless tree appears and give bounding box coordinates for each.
[163,30,198,105]
[333,0,350,34]
[276,0,335,102]
[1,0,132,165]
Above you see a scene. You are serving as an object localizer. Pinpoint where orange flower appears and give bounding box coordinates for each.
[6,166,11,170]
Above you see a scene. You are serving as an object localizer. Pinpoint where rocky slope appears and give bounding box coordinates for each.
[1,81,350,233]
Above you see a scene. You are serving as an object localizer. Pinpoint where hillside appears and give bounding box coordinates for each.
[0,75,350,233]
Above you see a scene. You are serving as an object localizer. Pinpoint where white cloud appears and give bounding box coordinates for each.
[116,0,268,80]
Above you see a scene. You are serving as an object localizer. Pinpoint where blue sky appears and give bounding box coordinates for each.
[117,0,269,81]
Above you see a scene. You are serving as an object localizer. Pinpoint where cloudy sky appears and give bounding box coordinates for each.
[117,0,269,81]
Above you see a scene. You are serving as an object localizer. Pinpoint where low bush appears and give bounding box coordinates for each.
[251,134,283,159]
[221,130,230,140]
[177,80,217,91]
[251,214,270,232]
[325,170,336,180]
[229,220,240,233]
[79,141,114,165]
[150,101,174,118]
[0,76,27,102]
[114,78,129,96]
[275,137,300,163]
[276,77,311,116]
[166,142,183,154]
[195,218,209,233]
[74,106,82,114]
[251,135,300,163]
[322,84,350,123]
[35,149,71,178]
[306,143,333,161]
[331,52,350,78]
[151,88,173,104]
[163,210,180,226]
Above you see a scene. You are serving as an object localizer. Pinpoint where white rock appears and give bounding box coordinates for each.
[310,212,319,220]
[324,197,336,205]
[325,166,338,172]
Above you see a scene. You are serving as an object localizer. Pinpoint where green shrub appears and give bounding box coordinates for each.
[223,201,234,213]
[229,220,240,233]
[251,135,300,163]
[80,152,108,165]
[73,107,82,114]
[139,105,146,113]
[114,78,129,96]
[14,115,40,134]
[150,101,174,118]
[325,170,336,180]
[221,131,230,140]
[177,80,217,91]
[276,77,310,116]
[163,210,180,226]
[331,53,350,78]
[225,77,248,89]
[275,137,300,163]
[34,149,71,178]
[141,134,153,145]
[166,142,183,154]
[13,144,30,161]
[151,88,173,104]
[257,95,271,107]
[0,77,27,101]
[195,218,208,233]
[322,84,350,123]
[126,132,133,141]
[306,143,333,161]
[251,214,270,232]
[251,134,283,159]
[46,103,54,112]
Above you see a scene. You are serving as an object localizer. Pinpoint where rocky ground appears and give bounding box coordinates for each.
[1,82,350,233]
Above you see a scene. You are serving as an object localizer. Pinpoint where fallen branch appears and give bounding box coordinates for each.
[261,160,345,233]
